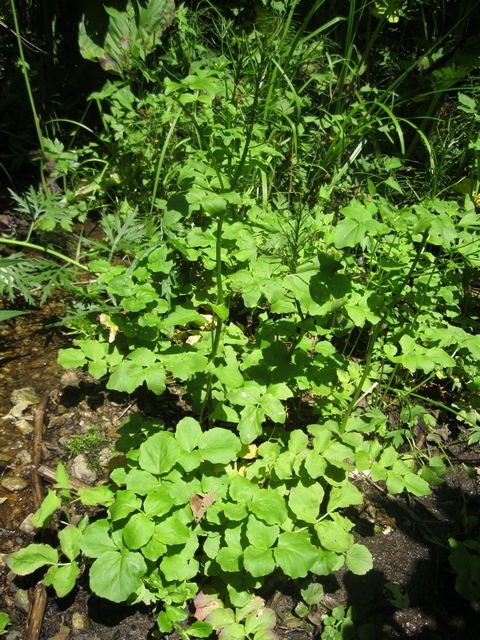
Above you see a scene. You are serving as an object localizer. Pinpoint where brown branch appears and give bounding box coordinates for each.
[24,582,47,640]
[37,465,92,491]
[31,392,49,510]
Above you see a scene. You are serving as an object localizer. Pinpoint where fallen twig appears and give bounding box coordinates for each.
[24,581,47,640]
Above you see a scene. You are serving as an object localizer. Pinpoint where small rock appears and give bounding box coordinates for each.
[19,513,37,535]
[71,612,89,630]
[5,630,23,640]
[98,446,114,467]
[61,371,80,387]
[14,419,34,435]
[1,477,28,492]
[67,455,97,484]
[13,588,30,613]
[11,401,32,418]
[48,625,70,640]
[16,450,32,464]
[10,387,38,405]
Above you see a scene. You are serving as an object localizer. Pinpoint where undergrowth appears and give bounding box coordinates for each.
[3,0,480,638]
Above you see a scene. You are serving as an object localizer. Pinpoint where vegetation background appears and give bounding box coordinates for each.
[1,0,480,638]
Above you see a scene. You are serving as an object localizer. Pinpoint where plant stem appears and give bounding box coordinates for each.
[0,239,90,272]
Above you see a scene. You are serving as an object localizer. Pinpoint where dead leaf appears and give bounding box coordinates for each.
[190,492,217,523]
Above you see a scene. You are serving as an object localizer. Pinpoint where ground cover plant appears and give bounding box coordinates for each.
[3,0,480,637]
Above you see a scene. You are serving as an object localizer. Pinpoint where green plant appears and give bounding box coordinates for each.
[448,536,480,601]
[0,613,9,635]
[321,605,374,640]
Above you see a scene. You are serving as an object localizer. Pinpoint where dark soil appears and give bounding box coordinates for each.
[1,305,480,640]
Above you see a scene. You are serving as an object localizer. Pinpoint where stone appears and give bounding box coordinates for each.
[67,455,97,484]
[48,625,70,640]
[13,588,30,613]
[19,513,37,535]
[14,419,34,435]
[1,477,28,492]
[10,387,38,405]
[71,612,89,630]
[11,401,32,418]
[16,450,32,464]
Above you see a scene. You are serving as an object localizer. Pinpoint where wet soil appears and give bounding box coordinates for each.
[1,306,480,639]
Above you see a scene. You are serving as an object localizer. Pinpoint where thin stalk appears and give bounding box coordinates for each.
[0,239,90,272]
[10,0,48,194]
[149,111,180,218]
[340,230,430,432]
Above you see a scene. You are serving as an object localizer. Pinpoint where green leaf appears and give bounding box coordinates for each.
[31,490,62,528]
[155,516,192,545]
[0,309,27,322]
[216,364,244,389]
[144,363,167,395]
[244,608,276,635]
[44,561,80,598]
[246,515,279,549]
[7,544,58,574]
[160,550,199,582]
[89,549,147,602]
[107,360,145,393]
[188,621,214,638]
[334,200,386,248]
[288,485,322,523]
[217,546,243,572]
[249,489,288,525]
[80,520,117,557]
[58,348,87,369]
[0,612,9,632]
[327,483,363,512]
[59,526,82,562]
[274,532,318,579]
[315,521,352,553]
[260,393,287,423]
[198,428,241,464]
[78,485,115,506]
[345,544,373,575]
[123,513,154,550]
[139,432,181,475]
[402,473,431,496]
[244,546,276,577]
[300,582,324,605]
[109,490,142,521]
[238,405,265,444]
[176,417,202,452]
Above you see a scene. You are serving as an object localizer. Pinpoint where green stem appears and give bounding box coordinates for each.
[341,230,430,431]
[10,0,48,194]
[0,239,90,272]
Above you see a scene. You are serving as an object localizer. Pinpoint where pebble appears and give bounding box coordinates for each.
[19,513,37,535]
[14,419,34,435]
[13,588,30,613]
[71,612,89,630]
[10,387,39,405]
[11,401,32,418]
[1,477,28,492]
[67,455,97,484]
[5,630,23,640]
[47,625,70,640]
[16,450,32,464]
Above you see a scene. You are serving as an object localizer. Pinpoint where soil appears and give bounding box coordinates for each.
[1,305,480,640]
